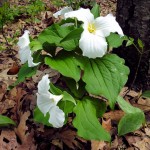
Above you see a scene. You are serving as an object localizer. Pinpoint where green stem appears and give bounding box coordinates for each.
[75,18,78,28]
[133,43,142,54]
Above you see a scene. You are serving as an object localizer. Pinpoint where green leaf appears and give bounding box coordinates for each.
[33,107,51,126]
[60,27,83,43]
[138,38,144,49]
[50,83,63,95]
[63,78,86,98]
[62,91,76,105]
[0,115,16,126]
[80,54,129,109]
[30,40,42,51]
[45,52,81,82]
[118,113,144,135]
[13,63,37,86]
[91,3,100,18]
[50,83,76,106]
[126,37,134,47]
[141,90,150,99]
[117,96,145,135]
[58,101,75,115]
[107,33,124,48]
[38,25,61,44]
[73,97,110,141]
[38,24,77,51]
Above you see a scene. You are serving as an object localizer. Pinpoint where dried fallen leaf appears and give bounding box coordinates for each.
[15,111,31,143]
[102,118,112,132]
[91,140,107,150]
[15,111,37,149]
[145,127,150,136]
[59,129,79,149]
[133,137,150,150]
[103,110,124,121]
[7,63,19,75]
[125,135,142,146]
[0,130,18,149]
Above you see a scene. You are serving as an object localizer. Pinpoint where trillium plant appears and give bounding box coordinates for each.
[16,4,145,141]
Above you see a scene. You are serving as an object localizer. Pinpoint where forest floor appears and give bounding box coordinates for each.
[0,0,150,149]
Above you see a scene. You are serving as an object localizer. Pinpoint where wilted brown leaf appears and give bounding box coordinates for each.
[15,111,30,143]
[125,136,142,146]
[91,140,107,150]
[59,129,79,149]
[133,137,150,150]
[102,118,112,132]
[103,110,124,121]
[0,130,18,149]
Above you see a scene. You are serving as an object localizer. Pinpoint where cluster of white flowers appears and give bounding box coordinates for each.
[17,6,123,128]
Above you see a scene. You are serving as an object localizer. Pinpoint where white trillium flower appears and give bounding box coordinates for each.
[37,74,65,128]
[64,8,124,58]
[53,6,73,18]
[17,30,40,67]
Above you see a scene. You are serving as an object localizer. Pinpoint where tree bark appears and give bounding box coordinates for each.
[115,0,150,90]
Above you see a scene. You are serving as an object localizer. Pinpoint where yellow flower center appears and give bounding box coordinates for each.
[88,23,96,33]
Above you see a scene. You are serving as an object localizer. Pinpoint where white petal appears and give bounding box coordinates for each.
[94,14,124,37]
[38,74,50,95]
[17,30,30,49]
[37,93,54,116]
[18,46,30,64]
[53,6,73,18]
[79,30,107,58]
[64,8,94,24]
[50,93,63,105]
[49,106,65,128]
[28,51,40,67]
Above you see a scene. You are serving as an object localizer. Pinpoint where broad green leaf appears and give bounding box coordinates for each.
[117,96,145,135]
[91,3,100,18]
[62,91,76,105]
[13,63,37,86]
[118,113,144,135]
[80,54,129,109]
[0,115,16,126]
[141,90,150,98]
[50,83,76,105]
[60,27,83,43]
[107,33,124,48]
[38,26,61,44]
[30,40,42,51]
[73,97,110,141]
[138,38,144,49]
[58,101,75,115]
[63,77,86,98]
[126,37,134,47]
[45,52,81,82]
[50,83,62,95]
[38,24,77,51]
[34,107,51,126]
[117,96,142,114]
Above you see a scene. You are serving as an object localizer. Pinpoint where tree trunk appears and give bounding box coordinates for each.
[115,0,150,90]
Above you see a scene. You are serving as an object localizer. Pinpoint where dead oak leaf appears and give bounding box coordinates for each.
[133,137,150,150]
[102,118,112,133]
[91,141,107,150]
[103,110,124,121]
[15,111,30,143]
[0,130,18,150]
[58,129,80,149]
